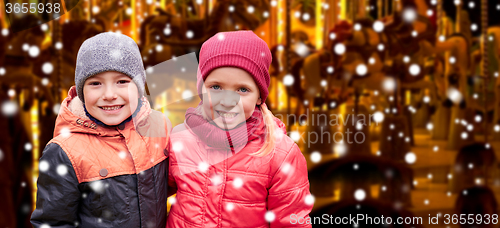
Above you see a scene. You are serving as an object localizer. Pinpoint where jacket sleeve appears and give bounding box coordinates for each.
[31,143,81,228]
[167,141,177,198]
[267,143,313,227]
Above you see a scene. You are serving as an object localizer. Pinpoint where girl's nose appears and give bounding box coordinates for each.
[220,90,239,107]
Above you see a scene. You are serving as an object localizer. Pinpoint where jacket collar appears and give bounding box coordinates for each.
[182,113,288,151]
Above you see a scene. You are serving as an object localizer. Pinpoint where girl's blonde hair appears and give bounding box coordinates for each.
[197,103,277,157]
[249,104,276,157]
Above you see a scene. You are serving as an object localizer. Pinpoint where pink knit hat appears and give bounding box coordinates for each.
[197,30,272,103]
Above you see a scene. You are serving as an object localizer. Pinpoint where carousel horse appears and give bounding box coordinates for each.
[378,0,476,150]
[139,0,268,67]
[51,5,104,90]
[449,143,496,193]
[93,0,127,32]
[322,13,433,157]
[308,154,413,207]
[286,19,389,154]
[376,0,475,151]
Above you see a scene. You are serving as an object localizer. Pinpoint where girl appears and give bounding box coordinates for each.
[31,32,171,228]
[167,31,312,227]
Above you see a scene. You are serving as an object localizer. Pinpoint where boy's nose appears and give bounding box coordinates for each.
[219,90,240,107]
[102,87,118,100]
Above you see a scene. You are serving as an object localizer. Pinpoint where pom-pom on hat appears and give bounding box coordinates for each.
[75,32,146,102]
[197,30,272,103]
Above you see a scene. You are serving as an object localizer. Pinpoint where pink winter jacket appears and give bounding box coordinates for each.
[167,119,312,227]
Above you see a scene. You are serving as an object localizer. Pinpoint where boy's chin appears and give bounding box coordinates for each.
[100,117,129,126]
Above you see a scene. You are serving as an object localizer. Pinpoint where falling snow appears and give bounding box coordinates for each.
[265,211,276,222]
[39,160,50,172]
[57,164,68,176]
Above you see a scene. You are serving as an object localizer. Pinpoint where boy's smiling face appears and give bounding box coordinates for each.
[201,67,262,130]
[83,71,139,126]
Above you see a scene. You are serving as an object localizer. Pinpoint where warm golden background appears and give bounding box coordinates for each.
[1,0,500,227]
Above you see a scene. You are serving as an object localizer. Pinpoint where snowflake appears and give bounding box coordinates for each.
[59,127,71,138]
[265,211,276,222]
[281,162,292,174]
[29,46,40,58]
[409,64,420,75]
[42,62,54,75]
[39,160,50,172]
[405,152,416,164]
[356,64,367,76]
[283,74,294,86]
[186,30,194,39]
[334,43,346,55]
[247,5,255,13]
[304,194,315,205]
[172,142,183,152]
[53,104,61,114]
[373,21,384,32]
[311,151,321,163]
[118,151,127,159]
[169,196,177,205]
[233,177,243,188]
[155,45,163,52]
[57,164,68,176]
[198,162,209,172]
[25,142,32,151]
[354,189,366,201]
[226,202,235,211]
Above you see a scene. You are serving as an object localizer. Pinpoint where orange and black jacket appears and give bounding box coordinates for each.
[31,86,171,228]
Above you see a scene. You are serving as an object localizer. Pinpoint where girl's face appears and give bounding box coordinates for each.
[83,71,139,126]
[202,67,262,130]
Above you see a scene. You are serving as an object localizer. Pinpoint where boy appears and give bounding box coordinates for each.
[31,32,171,228]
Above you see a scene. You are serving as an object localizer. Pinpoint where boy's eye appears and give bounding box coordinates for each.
[210,85,221,90]
[88,81,101,86]
[118,80,130,84]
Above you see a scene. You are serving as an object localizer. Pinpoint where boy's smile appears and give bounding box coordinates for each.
[83,71,139,126]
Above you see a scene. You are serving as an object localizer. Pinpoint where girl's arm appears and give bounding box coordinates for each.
[267,143,313,227]
[31,143,81,227]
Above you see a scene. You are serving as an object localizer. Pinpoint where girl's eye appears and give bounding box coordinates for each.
[210,85,221,90]
[239,88,249,93]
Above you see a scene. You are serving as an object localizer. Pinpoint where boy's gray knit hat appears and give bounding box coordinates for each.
[75,32,146,102]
